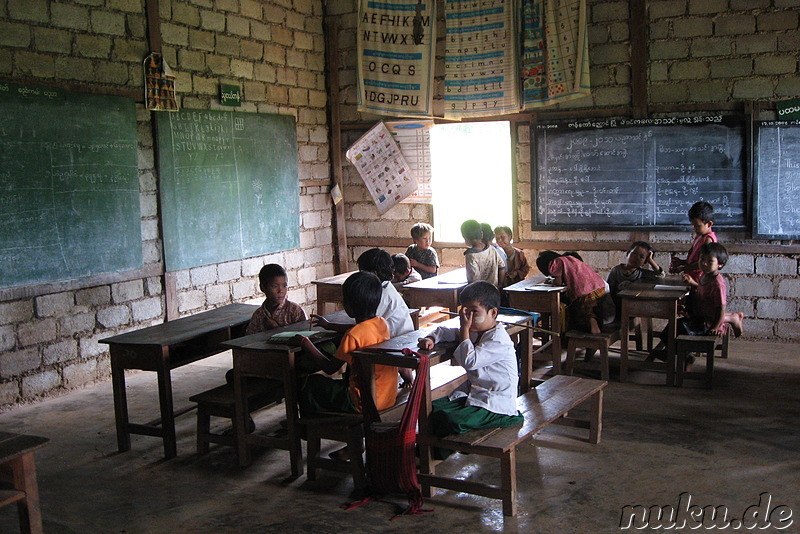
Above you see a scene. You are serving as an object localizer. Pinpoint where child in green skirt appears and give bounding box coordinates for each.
[418,281,522,457]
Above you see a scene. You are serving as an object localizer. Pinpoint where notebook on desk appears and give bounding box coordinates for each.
[524,285,566,292]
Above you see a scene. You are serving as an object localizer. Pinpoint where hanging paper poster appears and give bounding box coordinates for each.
[144,52,178,111]
[357,0,436,117]
[346,122,418,215]
[385,120,433,203]
[522,0,590,109]
[443,1,520,120]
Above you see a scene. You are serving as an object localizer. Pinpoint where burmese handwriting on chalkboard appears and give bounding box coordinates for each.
[753,121,800,239]
[0,82,141,289]
[157,109,299,272]
[532,116,747,229]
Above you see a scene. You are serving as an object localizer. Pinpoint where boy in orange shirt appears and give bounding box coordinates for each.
[295,271,397,416]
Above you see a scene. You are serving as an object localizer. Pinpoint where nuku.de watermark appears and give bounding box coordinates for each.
[619,492,793,530]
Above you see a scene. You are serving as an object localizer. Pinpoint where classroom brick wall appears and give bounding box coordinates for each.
[327,0,800,343]
[0,0,331,408]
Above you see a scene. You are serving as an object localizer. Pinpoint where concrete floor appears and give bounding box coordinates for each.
[1,340,799,533]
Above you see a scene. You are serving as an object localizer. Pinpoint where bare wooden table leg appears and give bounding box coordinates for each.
[283,352,303,477]
[233,364,252,467]
[156,349,177,459]
[9,452,43,534]
[110,354,131,453]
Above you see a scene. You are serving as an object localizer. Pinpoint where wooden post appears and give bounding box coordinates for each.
[630,0,648,119]
[324,20,350,274]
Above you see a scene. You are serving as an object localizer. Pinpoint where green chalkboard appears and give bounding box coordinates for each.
[156,109,299,271]
[0,82,141,289]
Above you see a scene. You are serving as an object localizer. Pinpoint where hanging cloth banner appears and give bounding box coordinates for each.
[521,0,590,109]
[357,0,436,117]
[443,0,520,120]
[346,122,418,215]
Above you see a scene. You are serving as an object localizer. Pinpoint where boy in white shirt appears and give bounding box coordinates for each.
[418,281,522,456]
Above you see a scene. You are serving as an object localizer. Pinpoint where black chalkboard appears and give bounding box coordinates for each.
[531,116,748,230]
[156,109,299,271]
[753,121,800,239]
[0,82,141,289]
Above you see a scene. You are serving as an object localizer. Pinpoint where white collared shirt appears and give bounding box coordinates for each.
[430,324,519,416]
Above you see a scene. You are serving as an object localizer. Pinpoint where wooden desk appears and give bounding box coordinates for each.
[503,277,566,375]
[100,302,258,459]
[221,318,341,474]
[311,270,357,315]
[403,268,468,311]
[618,285,688,385]
[0,431,49,534]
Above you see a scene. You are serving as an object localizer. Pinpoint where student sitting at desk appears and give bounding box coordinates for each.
[681,243,744,338]
[225,264,306,429]
[606,241,665,320]
[296,271,396,416]
[493,225,530,287]
[392,253,422,288]
[313,248,414,338]
[461,219,506,287]
[405,222,440,279]
[418,281,523,459]
[536,251,614,334]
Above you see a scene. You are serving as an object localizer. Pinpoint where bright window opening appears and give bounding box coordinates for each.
[430,121,513,243]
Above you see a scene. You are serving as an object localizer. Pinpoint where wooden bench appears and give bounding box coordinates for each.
[416,375,607,516]
[0,432,49,534]
[564,328,621,381]
[189,382,282,454]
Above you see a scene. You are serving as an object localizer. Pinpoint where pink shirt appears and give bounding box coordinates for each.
[685,230,717,283]
[549,256,606,302]
[693,272,727,330]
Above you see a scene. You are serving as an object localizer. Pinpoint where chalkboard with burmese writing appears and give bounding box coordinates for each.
[0,82,141,289]
[531,116,748,230]
[156,109,299,271]
[753,121,800,239]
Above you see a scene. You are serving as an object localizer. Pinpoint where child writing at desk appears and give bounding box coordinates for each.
[392,253,422,288]
[669,201,718,284]
[418,281,523,458]
[536,251,614,334]
[680,242,744,338]
[405,222,439,279]
[296,271,397,416]
[462,219,506,287]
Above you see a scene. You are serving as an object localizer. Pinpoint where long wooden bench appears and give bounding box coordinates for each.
[416,375,607,516]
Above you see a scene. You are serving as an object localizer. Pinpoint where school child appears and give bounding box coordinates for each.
[418,281,523,457]
[391,253,422,288]
[607,241,665,319]
[669,201,718,284]
[225,264,307,430]
[245,263,307,334]
[462,219,506,287]
[494,225,530,287]
[680,242,744,338]
[314,248,413,338]
[405,222,440,279]
[536,251,614,334]
[482,222,508,268]
[296,271,397,419]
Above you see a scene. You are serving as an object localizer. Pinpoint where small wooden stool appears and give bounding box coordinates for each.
[675,335,718,388]
[565,328,621,381]
[189,382,281,454]
[0,432,49,534]
[301,414,366,489]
